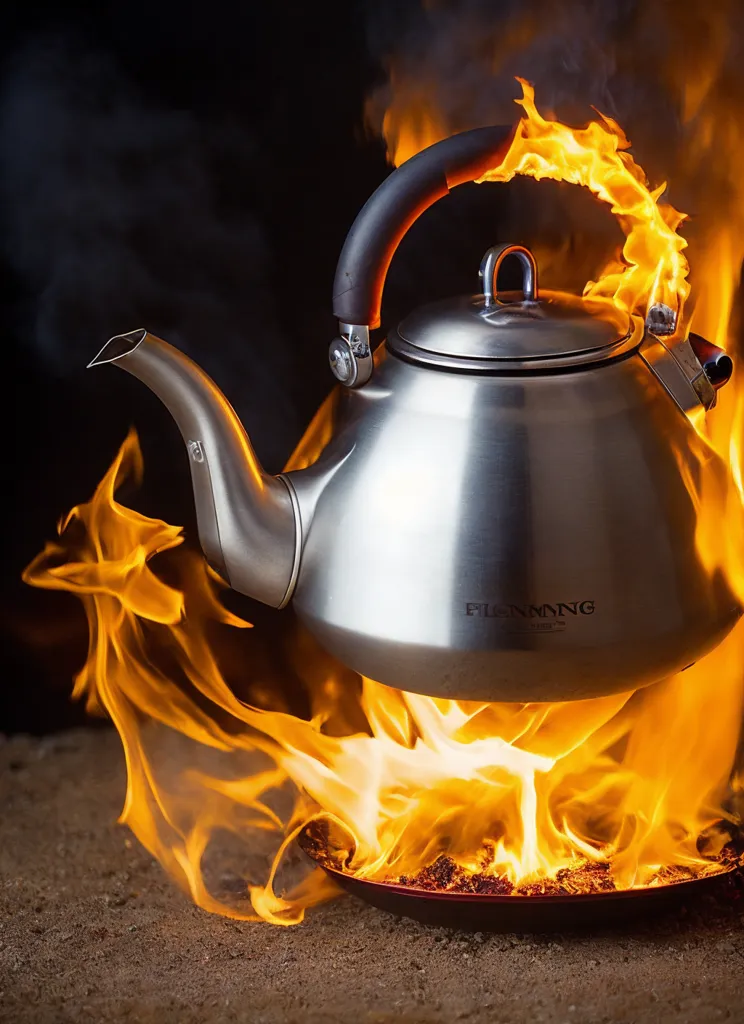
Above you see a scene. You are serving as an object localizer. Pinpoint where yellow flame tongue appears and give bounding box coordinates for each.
[384,79,690,331]
[476,80,690,325]
[23,428,743,925]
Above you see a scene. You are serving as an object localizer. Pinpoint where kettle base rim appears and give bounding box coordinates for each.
[296,605,742,705]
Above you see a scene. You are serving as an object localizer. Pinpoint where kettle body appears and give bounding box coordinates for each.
[287,325,738,702]
[91,124,741,702]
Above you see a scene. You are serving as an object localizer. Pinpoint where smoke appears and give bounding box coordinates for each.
[365,0,738,173]
[367,0,640,129]
[364,0,744,311]
[4,8,744,446]
[0,33,298,465]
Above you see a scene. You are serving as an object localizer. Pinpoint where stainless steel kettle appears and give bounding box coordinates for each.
[90,125,740,702]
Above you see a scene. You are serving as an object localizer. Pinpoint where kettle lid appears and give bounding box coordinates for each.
[388,244,640,373]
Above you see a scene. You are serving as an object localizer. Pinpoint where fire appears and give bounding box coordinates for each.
[24,80,744,924]
[391,79,690,327]
[23,430,744,922]
[480,81,690,326]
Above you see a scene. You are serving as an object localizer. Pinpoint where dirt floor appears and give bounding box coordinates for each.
[1,728,743,1024]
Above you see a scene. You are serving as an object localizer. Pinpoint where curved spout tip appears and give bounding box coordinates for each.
[88,329,148,368]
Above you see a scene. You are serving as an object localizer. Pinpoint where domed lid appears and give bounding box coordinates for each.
[387,244,640,373]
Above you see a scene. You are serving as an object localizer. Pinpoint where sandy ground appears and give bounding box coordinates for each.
[1,728,743,1024]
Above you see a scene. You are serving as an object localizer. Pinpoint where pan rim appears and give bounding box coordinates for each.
[299,827,741,907]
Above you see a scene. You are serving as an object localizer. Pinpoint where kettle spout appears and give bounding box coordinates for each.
[89,330,298,608]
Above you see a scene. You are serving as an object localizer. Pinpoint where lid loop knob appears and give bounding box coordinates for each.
[480,244,538,308]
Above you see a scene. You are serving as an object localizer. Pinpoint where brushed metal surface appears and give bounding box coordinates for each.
[288,345,740,702]
[391,292,634,369]
[90,331,297,608]
[92,318,739,703]
[480,243,538,306]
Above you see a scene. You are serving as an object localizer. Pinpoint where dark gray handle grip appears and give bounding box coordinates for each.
[332,124,514,329]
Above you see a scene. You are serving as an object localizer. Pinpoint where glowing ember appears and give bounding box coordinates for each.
[301,823,743,898]
[23,81,744,925]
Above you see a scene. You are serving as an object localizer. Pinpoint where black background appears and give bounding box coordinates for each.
[8,0,723,736]
[1,0,516,734]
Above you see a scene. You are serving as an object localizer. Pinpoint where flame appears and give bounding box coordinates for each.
[24,422,743,923]
[482,81,690,325]
[387,78,690,327]
[23,77,744,924]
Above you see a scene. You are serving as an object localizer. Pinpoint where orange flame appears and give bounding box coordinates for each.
[23,78,744,924]
[387,78,690,327]
[481,81,689,325]
[24,422,743,924]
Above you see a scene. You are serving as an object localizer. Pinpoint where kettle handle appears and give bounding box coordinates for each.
[332,124,514,332]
